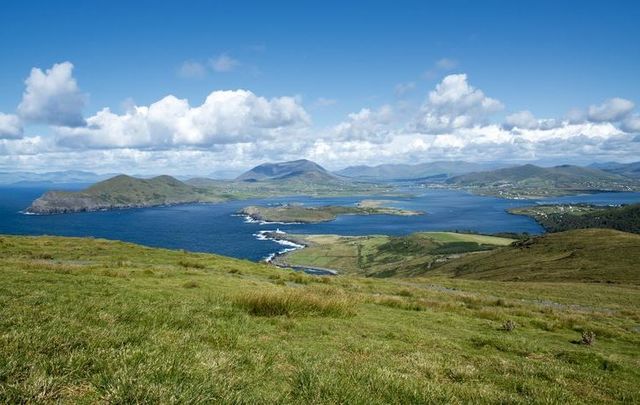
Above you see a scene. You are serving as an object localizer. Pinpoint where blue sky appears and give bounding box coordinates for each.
[0,1,639,174]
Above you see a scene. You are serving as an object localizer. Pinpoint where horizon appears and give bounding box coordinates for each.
[1,1,639,175]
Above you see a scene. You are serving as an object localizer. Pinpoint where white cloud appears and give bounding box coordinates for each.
[56,90,310,149]
[394,82,416,97]
[413,74,503,133]
[503,110,538,130]
[0,113,23,139]
[17,61,86,127]
[210,53,240,72]
[178,61,207,79]
[621,114,640,133]
[587,97,634,122]
[330,105,394,143]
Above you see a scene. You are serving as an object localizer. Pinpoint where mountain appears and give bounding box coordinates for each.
[236,159,338,182]
[336,161,498,181]
[26,175,221,214]
[589,161,640,178]
[432,229,640,284]
[0,170,116,185]
[445,164,639,198]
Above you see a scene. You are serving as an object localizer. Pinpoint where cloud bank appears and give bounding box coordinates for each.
[2,61,639,174]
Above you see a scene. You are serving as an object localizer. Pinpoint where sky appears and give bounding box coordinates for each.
[0,0,639,176]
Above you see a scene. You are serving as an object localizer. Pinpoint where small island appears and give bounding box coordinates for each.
[239,200,422,224]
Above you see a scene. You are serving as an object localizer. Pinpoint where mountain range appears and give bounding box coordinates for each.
[335,161,500,181]
[445,163,639,197]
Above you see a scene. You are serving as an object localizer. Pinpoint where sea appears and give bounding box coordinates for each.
[1,184,639,262]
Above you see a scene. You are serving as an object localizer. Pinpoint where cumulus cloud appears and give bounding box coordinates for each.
[503,110,538,130]
[330,105,394,143]
[413,74,503,133]
[210,53,240,72]
[178,60,207,79]
[56,90,310,149]
[17,61,86,127]
[0,113,23,139]
[587,97,634,122]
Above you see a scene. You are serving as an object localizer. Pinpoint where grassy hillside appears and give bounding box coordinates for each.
[446,164,639,198]
[432,229,640,283]
[276,232,515,277]
[1,235,639,402]
[26,175,222,214]
[510,203,640,234]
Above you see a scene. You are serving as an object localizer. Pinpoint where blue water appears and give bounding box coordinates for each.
[1,185,639,262]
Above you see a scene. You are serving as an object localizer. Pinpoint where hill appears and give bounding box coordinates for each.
[1,234,639,402]
[510,203,640,234]
[26,175,221,214]
[236,159,338,182]
[432,229,640,283]
[590,161,640,179]
[446,164,639,198]
[336,161,496,181]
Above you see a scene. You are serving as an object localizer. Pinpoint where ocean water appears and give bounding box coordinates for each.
[1,185,639,262]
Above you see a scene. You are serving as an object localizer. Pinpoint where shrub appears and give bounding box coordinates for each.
[178,260,206,269]
[232,287,355,317]
[502,320,517,332]
[582,330,596,346]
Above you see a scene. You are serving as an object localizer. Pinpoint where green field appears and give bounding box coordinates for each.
[277,232,514,277]
[1,234,639,403]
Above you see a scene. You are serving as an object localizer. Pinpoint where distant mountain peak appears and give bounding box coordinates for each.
[236,159,335,182]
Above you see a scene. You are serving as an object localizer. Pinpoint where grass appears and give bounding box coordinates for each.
[232,286,355,317]
[0,234,639,403]
[433,228,640,283]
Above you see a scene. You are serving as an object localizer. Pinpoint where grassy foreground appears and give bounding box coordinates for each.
[1,235,639,403]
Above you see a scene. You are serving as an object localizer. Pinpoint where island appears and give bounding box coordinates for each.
[239,200,422,224]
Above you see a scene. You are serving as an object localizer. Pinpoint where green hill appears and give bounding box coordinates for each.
[1,234,639,402]
[446,164,639,198]
[432,229,640,283]
[26,175,221,214]
[509,203,640,234]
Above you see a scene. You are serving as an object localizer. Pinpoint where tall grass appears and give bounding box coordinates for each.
[232,287,355,317]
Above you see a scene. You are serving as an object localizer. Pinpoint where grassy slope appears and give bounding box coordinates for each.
[432,229,640,283]
[277,232,515,277]
[1,235,639,403]
[510,203,640,234]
